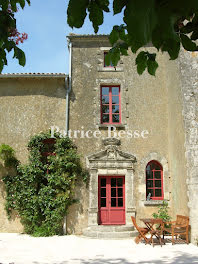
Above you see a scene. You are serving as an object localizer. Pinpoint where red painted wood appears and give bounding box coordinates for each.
[100,85,121,125]
[98,176,125,225]
[146,160,164,200]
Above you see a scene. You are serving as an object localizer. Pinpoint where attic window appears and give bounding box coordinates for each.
[104,52,114,67]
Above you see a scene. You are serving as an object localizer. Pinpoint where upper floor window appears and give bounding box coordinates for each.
[101,85,121,124]
[146,160,163,200]
[104,51,114,67]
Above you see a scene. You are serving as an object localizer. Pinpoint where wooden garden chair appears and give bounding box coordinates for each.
[163,215,189,244]
[131,216,150,244]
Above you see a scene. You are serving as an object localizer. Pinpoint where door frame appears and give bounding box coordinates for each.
[98,175,125,225]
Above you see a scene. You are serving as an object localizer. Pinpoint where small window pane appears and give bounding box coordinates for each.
[154,171,161,179]
[147,180,153,188]
[111,198,116,207]
[112,114,120,123]
[146,170,153,179]
[154,164,161,170]
[102,114,109,123]
[146,180,153,188]
[155,189,162,197]
[112,96,119,104]
[101,178,106,187]
[118,198,123,207]
[117,178,123,187]
[102,87,109,95]
[147,189,154,197]
[112,105,119,113]
[118,188,123,197]
[102,95,109,104]
[111,188,116,197]
[112,87,119,95]
[111,178,116,187]
[101,188,106,197]
[101,198,106,207]
[102,105,109,113]
[155,180,161,187]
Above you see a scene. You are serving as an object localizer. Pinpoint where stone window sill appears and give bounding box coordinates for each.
[98,124,126,130]
[144,200,167,206]
[97,66,123,72]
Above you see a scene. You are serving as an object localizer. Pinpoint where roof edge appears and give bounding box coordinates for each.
[0,73,68,78]
[67,34,109,41]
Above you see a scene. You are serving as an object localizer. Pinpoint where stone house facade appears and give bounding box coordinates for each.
[0,35,198,243]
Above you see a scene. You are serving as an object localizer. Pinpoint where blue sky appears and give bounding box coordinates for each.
[3,0,123,74]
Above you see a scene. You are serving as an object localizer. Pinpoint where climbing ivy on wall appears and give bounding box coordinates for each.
[1,131,89,236]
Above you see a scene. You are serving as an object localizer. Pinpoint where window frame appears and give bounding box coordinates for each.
[146,160,164,200]
[100,85,121,125]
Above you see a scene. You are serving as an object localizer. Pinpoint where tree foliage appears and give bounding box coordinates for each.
[67,0,198,75]
[0,0,30,72]
[1,131,89,236]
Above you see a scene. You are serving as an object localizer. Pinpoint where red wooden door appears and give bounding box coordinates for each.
[98,176,125,225]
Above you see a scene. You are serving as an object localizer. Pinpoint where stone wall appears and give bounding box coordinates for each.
[178,50,198,244]
[0,76,67,232]
[67,35,188,232]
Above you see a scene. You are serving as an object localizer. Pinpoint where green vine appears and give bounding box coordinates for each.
[2,131,89,236]
[0,144,19,167]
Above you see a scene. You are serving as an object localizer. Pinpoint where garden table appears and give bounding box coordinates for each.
[140,218,165,246]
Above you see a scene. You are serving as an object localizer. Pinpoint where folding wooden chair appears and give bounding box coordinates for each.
[131,216,150,244]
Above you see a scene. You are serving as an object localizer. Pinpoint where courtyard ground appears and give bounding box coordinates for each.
[0,233,197,264]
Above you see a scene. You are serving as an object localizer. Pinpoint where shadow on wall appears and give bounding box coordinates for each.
[66,180,88,235]
[0,163,19,222]
[31,252,198,264]
[0,78,66,99]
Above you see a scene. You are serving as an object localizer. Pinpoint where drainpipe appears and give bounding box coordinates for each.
[63,40,72,235]
[65,40,72,133]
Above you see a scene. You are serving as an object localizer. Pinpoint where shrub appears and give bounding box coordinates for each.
[2,131,89,236]
[152,201,171,224]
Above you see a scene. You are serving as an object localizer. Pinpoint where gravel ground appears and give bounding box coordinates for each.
[0,233,198,264]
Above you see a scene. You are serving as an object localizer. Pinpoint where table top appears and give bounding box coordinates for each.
[140,218,164,223]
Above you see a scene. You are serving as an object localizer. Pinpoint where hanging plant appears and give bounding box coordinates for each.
[2,131,89,236]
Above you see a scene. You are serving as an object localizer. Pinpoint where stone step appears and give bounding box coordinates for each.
[86,225,134,232]
[83,229,138,239]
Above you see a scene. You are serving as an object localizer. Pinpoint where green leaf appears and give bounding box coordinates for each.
[113,0,126,15]
[67,0,89,29]
[180,34,197,51]
[129,36,142,53]
[124,0,157,46]
[10,0,17,12]
[19,0,26,9]
[147,58,158,76]
[106,47,120,66]
[135,51,147,75]
[109,26,119,45]
[191,30,198,40]
[0,59,4,73]
[96,0,110,12]
[13,47,26,66]
[119,42,128,55]
[88,1,104,33]
[162,39,180,60]
[5,41,15,52]
[180,22,194,34]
